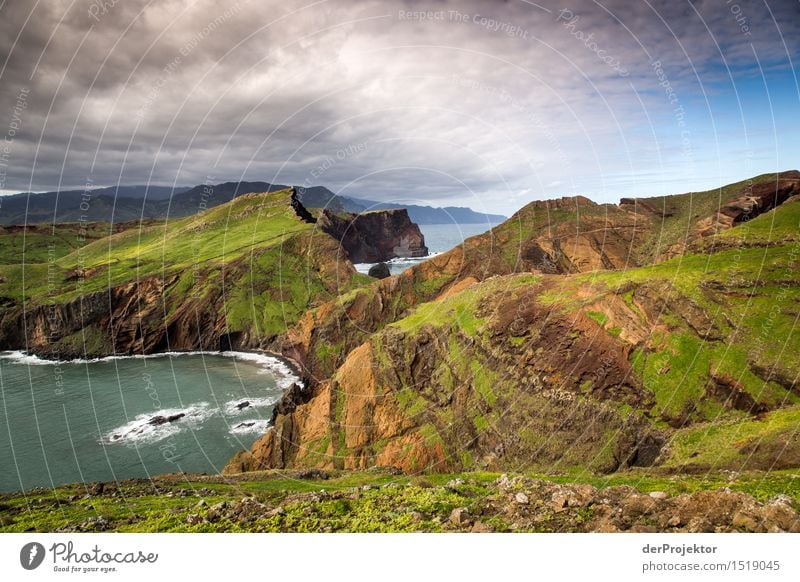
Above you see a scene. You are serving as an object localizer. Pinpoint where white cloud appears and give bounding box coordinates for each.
[0,0,797,214]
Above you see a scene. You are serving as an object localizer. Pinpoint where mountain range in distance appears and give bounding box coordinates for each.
[0,181,507,225]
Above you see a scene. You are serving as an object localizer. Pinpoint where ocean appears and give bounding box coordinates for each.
[354,221,499,276]
[0,351,296,492]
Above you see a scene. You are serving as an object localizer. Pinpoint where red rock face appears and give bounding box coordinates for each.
[695,171,800,237]
[316,208,428,263]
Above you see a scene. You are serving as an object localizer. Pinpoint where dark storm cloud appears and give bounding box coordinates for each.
[1,0,798,214]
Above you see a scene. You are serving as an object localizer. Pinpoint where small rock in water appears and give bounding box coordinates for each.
[236,401,251,411]
[368,262,391,279]
[148,412,185,426]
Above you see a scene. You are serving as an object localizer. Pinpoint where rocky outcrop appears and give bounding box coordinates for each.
[246,210,800,475]
[267,171,800,393]
[694,171,800,238]
[290,187,316,224]
[475,475,800,533]
[316,208,428,263]
[244,276,666,474]
[367,263,390,279]
[0,195,358,358]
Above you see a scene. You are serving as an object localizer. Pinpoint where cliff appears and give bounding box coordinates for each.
[0,187,442,358]
[261,171,800,385]
[0,189,357,357]
[316,208,428,263]
[241,276,663,474]
[233,173,800,476]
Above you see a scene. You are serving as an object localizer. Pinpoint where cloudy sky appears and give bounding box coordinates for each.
[0,0,798,215]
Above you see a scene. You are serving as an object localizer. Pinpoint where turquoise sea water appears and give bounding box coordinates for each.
[0,351,295,492]
[0,223,498,493]
[355,222,499,275]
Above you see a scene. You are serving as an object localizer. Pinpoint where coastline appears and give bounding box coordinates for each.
[0,347,304,495]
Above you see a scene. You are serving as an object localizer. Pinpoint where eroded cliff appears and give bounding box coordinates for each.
[316,208,428,263]
[234,177,800,476]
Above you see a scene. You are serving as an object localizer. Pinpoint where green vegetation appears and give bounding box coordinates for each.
[0,189,374,354]
[2,468,797,532]
[663,406,800,470]
[631,172,781,264]
[585,310,609,327]
[715,198,800,245]
[563,201,800,421]
[0,222,110,264]
[391,275,538,336]
[0,190,312,303]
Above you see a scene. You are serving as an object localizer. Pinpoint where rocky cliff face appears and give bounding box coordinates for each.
[0,230,351,358]
[0,191,334,357]
[316,208,428,263]
[238,275,669,474]
[0,189,437,359]
[235,177,800,477]
[264,171,800,387]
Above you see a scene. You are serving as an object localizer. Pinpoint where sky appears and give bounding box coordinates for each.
[0,0,798,216]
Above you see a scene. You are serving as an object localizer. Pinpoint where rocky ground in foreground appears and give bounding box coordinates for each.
[2,469,799,533]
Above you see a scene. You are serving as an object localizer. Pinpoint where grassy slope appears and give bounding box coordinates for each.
[1,469,797,532]
[0,189,372,349]
[0,223,109,265]
[428,172,788,275]
[0,190,311,303]
[580,203,800,420]
[335,199,800,473]
[288,174,799,380]
[630,171,784,264]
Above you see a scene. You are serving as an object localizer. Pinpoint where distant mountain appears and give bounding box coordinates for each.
[0,185,190,224]
[297,186,506,224]
[358,201,506,225]
[0,181,506,225]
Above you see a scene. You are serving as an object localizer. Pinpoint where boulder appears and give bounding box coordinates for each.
[368,263,391,279]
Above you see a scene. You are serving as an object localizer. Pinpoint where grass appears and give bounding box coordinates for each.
[715,198,800,245]
[0,189,374,353]
[2,468,797,532]
[0,190,313,304]
[0,222,109,264]
[631,172,782,264]
[585,310,609,326]
[662,405,800,470]
[391,275,538,336]
[568,210,800,420]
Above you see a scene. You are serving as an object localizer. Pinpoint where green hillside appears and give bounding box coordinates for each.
[0,188,371,355]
